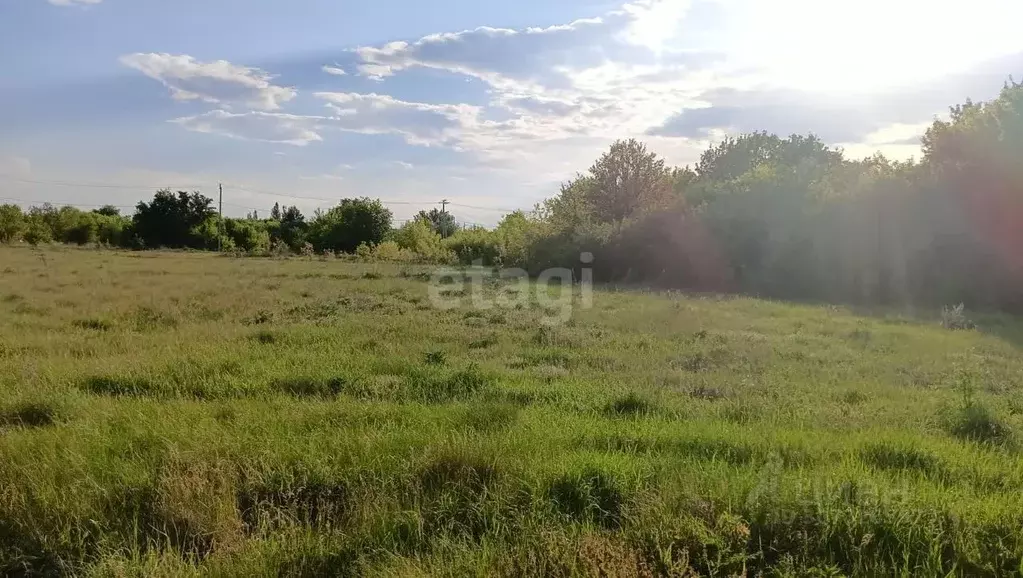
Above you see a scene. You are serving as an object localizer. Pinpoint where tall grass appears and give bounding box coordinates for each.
[0,245,1021,575]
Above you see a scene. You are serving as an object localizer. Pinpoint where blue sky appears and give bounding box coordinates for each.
[2,0,1022,224]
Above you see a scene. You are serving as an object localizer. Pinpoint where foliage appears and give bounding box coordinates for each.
[5,79,1023,313]
[416,208,460,238]
[132,189,217,249]
[941,303,975,330]
[585,138,672,224]
[444,227,503,266]
[307,197,393,253]
[225,219,271,253]
[0,204,25,243]
[392,218,453,262]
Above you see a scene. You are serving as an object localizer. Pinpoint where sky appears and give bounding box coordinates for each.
[2,0,1022,224]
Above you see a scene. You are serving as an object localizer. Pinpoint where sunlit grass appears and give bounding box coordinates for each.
[0,245,1021,575]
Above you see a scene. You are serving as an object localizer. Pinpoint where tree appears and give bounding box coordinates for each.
[537,175,596,232]
[416,208,459,238]
[22,212,53,246]
[307,197,392,253]
[65,212,99,245]
[393,218,448,260]
[278,205,307,251]
[92,205,121,217]
[0,204,25,243]
[132,189,217,248]
[585,139,671,224]
[270,202,282,221]
[225,218,270,252]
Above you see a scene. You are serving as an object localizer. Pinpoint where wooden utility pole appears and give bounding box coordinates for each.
[440,199,449,238]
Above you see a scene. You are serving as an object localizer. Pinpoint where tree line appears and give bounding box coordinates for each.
[1,80,1021,311]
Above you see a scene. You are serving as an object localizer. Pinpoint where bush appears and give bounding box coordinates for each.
[444,227,503,266]
[392,219,454,262]
[65,215,98,246]
[941,303,975,330]
[0,204,25,243]
[21,219,52,246]
[307,198,392,253]
[371,241,410,261]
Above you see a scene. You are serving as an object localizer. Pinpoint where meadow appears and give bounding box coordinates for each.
[1,245,1022,577]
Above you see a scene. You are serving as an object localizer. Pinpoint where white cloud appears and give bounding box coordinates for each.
[394,161,414,170]
[714,0,1023,92]
[171,110,325,146]
[48,0,101,5]
[620,0,693,52]
[322,65,348,76]
[314,92,479,146]
[120,53,297,111]
[351,15,621,89]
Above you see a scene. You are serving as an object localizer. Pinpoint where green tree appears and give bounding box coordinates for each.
[307,197,392,253]
[416,208,459,238]
[585,139,671,224]
[92,205,121,217]
[132,190,217,248]
[0,204,25,243]
[393,218,447,259]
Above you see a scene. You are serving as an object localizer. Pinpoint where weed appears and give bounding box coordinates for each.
[840,390,869,405]
[82,375,157,397]
[605,393,655,417]
[132,306,179,331]
[424,350,448,366]
[942,303,975,330]
[272,376,351,398]
[246,309,274,325]
[72,318,113,331]
[548,470,625,529]
[251,329,277,344]
[469,335,499,349]
[0,401,62,428]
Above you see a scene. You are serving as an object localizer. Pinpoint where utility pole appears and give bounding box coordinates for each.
[440,199,449,238]
[218,183,224,252]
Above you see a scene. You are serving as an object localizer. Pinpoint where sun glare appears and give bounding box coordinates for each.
[726,0,1023,92]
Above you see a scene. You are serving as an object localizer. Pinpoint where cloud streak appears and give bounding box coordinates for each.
[172,110,325,146]
[121,53,297,111]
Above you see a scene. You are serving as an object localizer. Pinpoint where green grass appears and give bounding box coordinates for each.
[1,245,1023,576]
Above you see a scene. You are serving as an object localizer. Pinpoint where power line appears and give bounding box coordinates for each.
[226,183,422,207]
[1,174,524,216]
[446,201,519,213]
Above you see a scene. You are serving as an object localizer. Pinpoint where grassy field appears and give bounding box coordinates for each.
[1,245,1022,577]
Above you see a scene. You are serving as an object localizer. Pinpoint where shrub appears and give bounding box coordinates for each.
[444,228,503,266]
[307,198,393,253]
[949,401,1012,445]
[424,350,448,365]
[0,204,25,243]
[393,219,453,262]
[941,303,975,330]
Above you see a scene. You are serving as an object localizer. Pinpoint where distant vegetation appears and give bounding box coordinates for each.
[2,80,1021,311]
